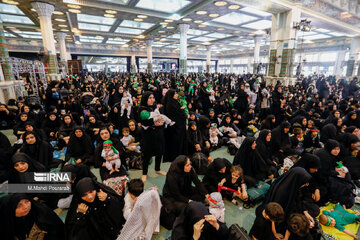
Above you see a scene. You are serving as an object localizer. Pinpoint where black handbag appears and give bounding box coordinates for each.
[228,224,251,240]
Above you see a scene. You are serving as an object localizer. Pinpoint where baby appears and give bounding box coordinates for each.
[319,204,360,239]
[209,123,223,147]
[101,140,121,175]
[120,91,133,118]
[335,162,349,178]
[208,192,225,223]
[140,109,175,128]
[120,127,140,153]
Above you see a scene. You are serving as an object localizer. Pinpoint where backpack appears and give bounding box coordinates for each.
[243,181,270,209]
[329,176,356,208]
[191,152,209,175]
[228,224,251,240]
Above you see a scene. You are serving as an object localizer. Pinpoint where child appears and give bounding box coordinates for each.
[120,91,133,118]
[284,213,312,240]
[249,202,285,240]
[101,140,121,175]
[120,127,140,153]
[209,123,223,148]
[290,127,304,155]
[123,179,144,220]
[178,91,189,116]
[335,161,349,178]
[319,204,360,239]
[219,165,248,203]
[139,109,175,128]
[208,192,225,223]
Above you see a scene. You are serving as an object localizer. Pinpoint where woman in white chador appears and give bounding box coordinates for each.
[117,188,162,240]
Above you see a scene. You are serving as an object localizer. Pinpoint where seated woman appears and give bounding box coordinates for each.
[9,152,47,183]
[162,155,209,216]
[271,121,295,163]
[65,127,94,166]
[202,158,232,193]
[0,193,65,240]
[302,127,321,150]
[171,201,229,240]
[256,129,279,174]
[220,113,241,139]
[20,131,56,169]
[344,146,360,185]
[0,131,13,183]
[13,112,29,139]
[65,177,125,240]
[94,127,127,181]
[187,121,209,156]
[234,137,274,187]
[24,121,47,142]
[58,114,76,142]
[85,115,103,143]
[41,112,61,141]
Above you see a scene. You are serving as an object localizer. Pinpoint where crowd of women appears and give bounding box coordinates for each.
[0,71,360,239]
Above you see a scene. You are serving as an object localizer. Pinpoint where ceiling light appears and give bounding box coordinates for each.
[217,27,225,30]
[234,30,241,33]
[137,15,147,18]
[209,13,219,18]
[96,35,102,39]
[196,11,207,15]
[165,19,173,23]
[31,8,36,12]
[141,46,146,48]
[161,35,167,37]
[228,5,240,10]
[68,9,81,13]
[59,24,67,27]
[136,35,145,38]
[60,29,69,32]
[55,18,66,22]
[198,24,207,28]
[160,22,168,25]
[182,18,192,22]
[254,30,266,35]
[105,10,117,14]
[214,1,227,7]
[2,0,18,5]
[194,20,203,24]
[160,38,166,41]
[159,30,165,33]
[155,37,160,40]
[67,4,81,9]
[104,14,115,18]
[134,18,143,22]
[203,41,211,45]
[166,26,174,29]
[75,41,81,44]
[169,14,181,21]
[123,44,128,47]
[53,11,64,15]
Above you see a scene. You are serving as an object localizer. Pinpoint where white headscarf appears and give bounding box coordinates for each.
[117,188,162,240]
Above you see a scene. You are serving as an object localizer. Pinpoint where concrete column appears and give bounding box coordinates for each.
[206,46,211,73]
[253,36,262,74]
[56,32,68,62]
[334,51,346,77]
[230,58,234,73]
[247,57,253,73]
[146,39,153,73]
[268,5,301,78]
[0,21,13,82]
[179,24,189,75]
[32,2,59,80]
[130,53,136,73]
[347,37,360,76]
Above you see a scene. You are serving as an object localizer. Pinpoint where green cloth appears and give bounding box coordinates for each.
[140,110,150,120]
[178,99,189,115]
[103,140,118,154]
[323,204,359,231]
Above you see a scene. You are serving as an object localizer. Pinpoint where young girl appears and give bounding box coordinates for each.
[219,165,248,204]
[101,140,121,174]
[120,91,133,118]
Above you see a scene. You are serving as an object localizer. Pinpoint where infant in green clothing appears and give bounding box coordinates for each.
[319,204,360,239]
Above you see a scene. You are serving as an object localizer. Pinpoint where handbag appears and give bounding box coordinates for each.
[228,224,251,240]
[26,223,47,240]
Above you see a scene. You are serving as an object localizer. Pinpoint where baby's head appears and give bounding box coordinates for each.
[122,127,130,137]
[103,140,115,152]
[335,162,349,178]
[104,146,111,152]
[208,192,224,209]
[319,214,336,227]
[210,123,217,130]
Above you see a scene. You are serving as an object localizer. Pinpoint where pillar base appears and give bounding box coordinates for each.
[264,76,297,87]
[46,74,61,81]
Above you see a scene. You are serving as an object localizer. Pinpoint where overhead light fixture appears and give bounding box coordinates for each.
[203,41,211,45]
[209,13,219,18]
[194,20,203,24]
[165,19,173,23]
[160,22,168,25]
[75,41,81,44]
[55,18,66,22]
[137,15,147,18]
[234,30,241,33]
[95,35,102,39]
[53,11,64,15]
[198,24,207,28]
[254,29,266,35]
[182,18,192,22]
[154,37,160,40]
[59,24,67,27]
[104,14,115,18]
[2,0,18,5]
[123,44,128,47]
[105,10,117,14]
[161,35,167,37]
[134,18,143,22]
[217,27,225,30]
[169,14,181,20]
[31,8,36,12]
[159,30,165,33]
[196,10,207,15]
[166,26,175,29]
[214,1,227,7]
[61,29,69,32]
[228,4,240,10]
[136,35,145,38]
[67,4,81,9]
[68,9,81,13]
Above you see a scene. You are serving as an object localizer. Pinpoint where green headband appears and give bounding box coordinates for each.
[324,215,332,226]
[336,162,344,168]
[103,140,118,154]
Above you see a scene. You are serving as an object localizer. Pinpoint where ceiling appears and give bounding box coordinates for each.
[0,0,359,57]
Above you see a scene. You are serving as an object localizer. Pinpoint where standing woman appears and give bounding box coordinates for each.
[163,89,187,162]
[138,91,166,182]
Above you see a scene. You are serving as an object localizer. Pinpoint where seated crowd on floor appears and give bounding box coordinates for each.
[1,71,360,240]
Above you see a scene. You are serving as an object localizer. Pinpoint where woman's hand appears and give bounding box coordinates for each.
[205,141,211,149]
[303,211,314,228]
[312,189,320,202]
[77,203,88,214]
[97,189,108,202]
[204,215,220,230]
[193,219,205,240]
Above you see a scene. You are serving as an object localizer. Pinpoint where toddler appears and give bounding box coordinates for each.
[140,109,175,128]
[101,140,121,175]
[120,127,140,153]
[209,123,223,147]
[208,192,225,223]
[120,91,133,118]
